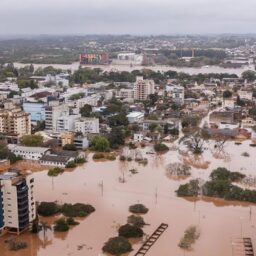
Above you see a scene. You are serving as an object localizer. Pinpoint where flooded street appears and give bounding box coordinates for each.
[0,140,256,256]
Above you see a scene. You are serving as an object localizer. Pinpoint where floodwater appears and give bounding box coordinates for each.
[13,62,254,75]
[0,140,256,256]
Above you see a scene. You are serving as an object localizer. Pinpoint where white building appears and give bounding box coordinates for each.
[134,77,155,101]
[45,101,69,132]
[0,81,19,92]
[127,112,144,123]
[219,122,239,130]
[166,85,184,105]
[238,90,253,101]
[133,133,144,142]
[75,118,99,135]
[223,98,235,109]
[0,170,36,235]
[57,114,81,132]
[118,89,134,102]
[114,53,144,65]
[8,145,50,161]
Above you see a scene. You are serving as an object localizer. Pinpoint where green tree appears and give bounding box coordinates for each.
[108,127,125,149]
[91,136,110,152]
[20,134,43,147]
[242,70,256,82]
[223,90,232,98]
[80,104,92,117]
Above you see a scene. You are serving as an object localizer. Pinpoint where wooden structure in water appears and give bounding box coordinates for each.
[233,237,254,256]
[134,223,168,256]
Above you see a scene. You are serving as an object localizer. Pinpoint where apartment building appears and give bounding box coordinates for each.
[44,101,69,132]
[0,169,36,235]
[134,76,155,101]
[75,117,99,135]
[166,85,185,105]
[0,108,31,137]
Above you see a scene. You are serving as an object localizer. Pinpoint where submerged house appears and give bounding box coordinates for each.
[40,150,79,167]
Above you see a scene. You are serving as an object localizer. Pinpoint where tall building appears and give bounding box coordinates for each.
[75,117,99,135]
[45,101,69,132]
[23,102,46,122]
[0,108,31,137]
[0,169,36,235]
[134,76,155,101]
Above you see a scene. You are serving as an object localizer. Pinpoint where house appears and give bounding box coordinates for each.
[8,145,50,161]
[133,133,144,142]
[40,150,78,167]
[127,112,144,124]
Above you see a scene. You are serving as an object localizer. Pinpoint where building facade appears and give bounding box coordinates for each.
[0,108,31,137]
[134,77,155,101]
[0,169,36,235]
[45,101,69,132]
[23,102,46,122]
[75,118,99,135]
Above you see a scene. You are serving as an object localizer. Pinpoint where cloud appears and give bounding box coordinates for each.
[0,0,256,34]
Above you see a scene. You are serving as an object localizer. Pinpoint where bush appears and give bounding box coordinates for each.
[48,167,64,177]
[179,226,200,249]
[54,218,69,232]
[8,240,27,251]
[176,180,200,197]
[154,143,169,153]
[119,155,126,161]
[65,161,77,168]
[102,237,132,255]
[93,153,105,160]
[75,157,86,164]
[61,203,95,217]
[127,215,145,228]
[118,224,143,238]
[38,202,60,216]
[20,134,43,147]
[106,154,116,161]
[129,204,149,214]
[63,144,77,151]
[66,217,79,226]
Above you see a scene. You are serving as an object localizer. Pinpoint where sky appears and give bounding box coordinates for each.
[0,0,256,35]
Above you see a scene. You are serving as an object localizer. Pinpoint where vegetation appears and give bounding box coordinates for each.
[37,202,60,216]
[179,226,200,249]
[129,204,149,214]
[166,163,191,178]
[176,168,256,203]
[48,167,64,177]
[66,217,79,226]
[61,203,95,217]
[54,218,69,232]
[93,153,105,160]
[154,143,169,153]
[127,215,146,228]
[91,136,110,152]
[223,90,233,98]
[102,236,132,255]
[65,161,77,168]
[176,179,200,197]
[118,224,143,238]
[8,240,28,251]
[63,144,77,151]
[20,134,44,147]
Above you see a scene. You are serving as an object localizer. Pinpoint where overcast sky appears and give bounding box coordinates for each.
[0,0,256,35]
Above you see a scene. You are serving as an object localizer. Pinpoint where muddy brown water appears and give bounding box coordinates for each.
[0,140,256,256]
